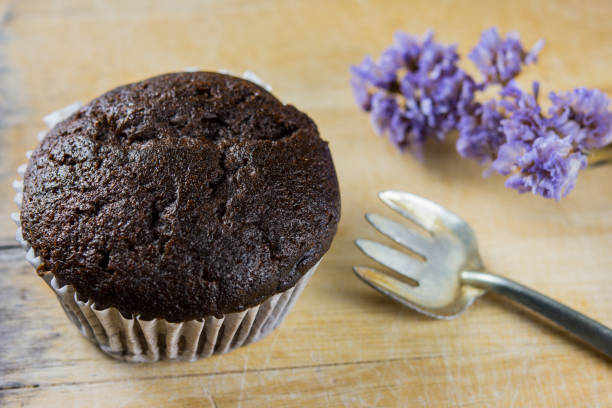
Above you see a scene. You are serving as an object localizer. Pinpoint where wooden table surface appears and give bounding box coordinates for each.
[1,0,612,406]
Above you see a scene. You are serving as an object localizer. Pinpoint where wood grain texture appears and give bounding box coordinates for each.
[1,0,611,406]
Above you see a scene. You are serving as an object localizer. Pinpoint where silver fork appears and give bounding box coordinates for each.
[354,190,612,359]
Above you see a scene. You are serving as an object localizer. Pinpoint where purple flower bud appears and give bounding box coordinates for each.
[350,77,372,111]
[350,55,397,90]
[350,31,476,157]
[370,92,398,135]
[469,28,543,85]
[503,133,587,200]
[490,139,529,176]
[394,31,422,65]
[457,100,505,166]
[499,82,545,143]
[548,88,612,149]
[525,39,545,64]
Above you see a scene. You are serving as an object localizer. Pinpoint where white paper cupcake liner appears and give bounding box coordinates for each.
[16,228,317,362]
[12,100,319,362]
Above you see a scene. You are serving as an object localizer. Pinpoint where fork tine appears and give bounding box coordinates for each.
[378,190,464,234]
[352,266,427,308]
[354,239,424,283]
[365,213,433,256]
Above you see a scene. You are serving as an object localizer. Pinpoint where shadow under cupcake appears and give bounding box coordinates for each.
[13,71,341,363]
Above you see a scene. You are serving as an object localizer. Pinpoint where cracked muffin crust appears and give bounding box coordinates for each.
[20,72,341,322]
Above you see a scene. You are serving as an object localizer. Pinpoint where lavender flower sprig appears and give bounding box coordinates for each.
[468,27,544,85]
[350,32,477,159]
[350,27,612,200]
[486,83,592,200]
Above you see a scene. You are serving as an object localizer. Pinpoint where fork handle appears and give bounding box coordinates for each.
[461,270,612,359]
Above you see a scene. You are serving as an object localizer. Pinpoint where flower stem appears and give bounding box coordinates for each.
[587,145,612,167]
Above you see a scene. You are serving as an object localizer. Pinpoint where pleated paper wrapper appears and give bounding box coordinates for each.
[12,100,318,362]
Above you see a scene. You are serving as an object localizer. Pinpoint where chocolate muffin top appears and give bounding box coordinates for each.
[21,72,340,322]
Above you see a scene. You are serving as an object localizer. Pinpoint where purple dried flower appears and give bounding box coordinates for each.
[548,88,612,149]
[350,27,612,200]
[350,77,372,111]
[393,31,422,65]
[370,92,398,134]
[469,27,543,85]
[389,110,427,158]
[350,55,397,91]
[491,82,594,199]
[499,82,546,143]
[349,31,477,156]
[490,139,529,176]
[456,100,505,165]
[503,133,587,200]
[415,32,460,82]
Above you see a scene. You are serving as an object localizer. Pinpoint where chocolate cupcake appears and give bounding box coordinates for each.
[14,72,340,362]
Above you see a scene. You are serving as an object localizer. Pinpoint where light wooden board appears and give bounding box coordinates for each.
[1,0,612,406]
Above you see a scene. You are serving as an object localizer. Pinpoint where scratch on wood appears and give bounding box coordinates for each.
[0,382,40,391]
[201,385,218,408]
[263,331,279,367]
[237,354,249,408]
[314,366,332,406]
